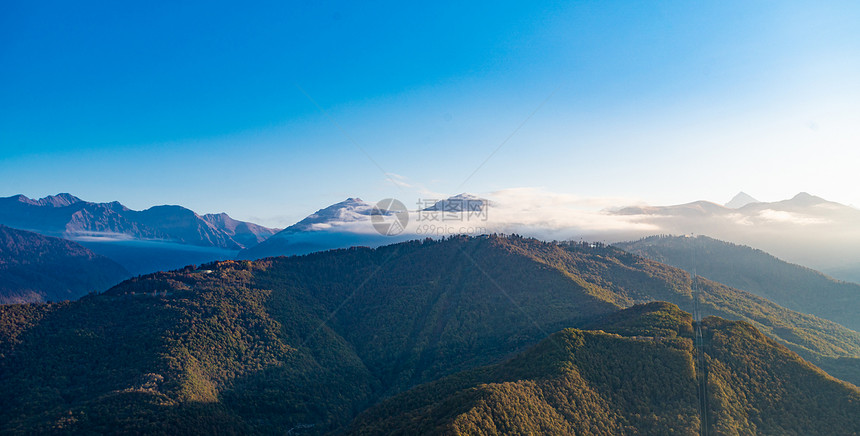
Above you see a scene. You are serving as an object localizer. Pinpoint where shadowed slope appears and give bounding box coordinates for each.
[0,225,130,303]
[616,234,860,332]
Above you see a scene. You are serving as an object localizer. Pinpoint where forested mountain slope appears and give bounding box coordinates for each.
[1,235,858,434]
[616,234,860,332]
[348,303,860,435]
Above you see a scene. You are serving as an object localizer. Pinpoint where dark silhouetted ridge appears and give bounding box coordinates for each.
[0,225,130,303]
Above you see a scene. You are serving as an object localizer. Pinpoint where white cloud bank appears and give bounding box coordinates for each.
[293,187,860,271]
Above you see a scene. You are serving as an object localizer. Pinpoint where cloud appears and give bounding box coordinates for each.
[67,231,135,242]
[473,188,658,240]
[756,209,830,225]
[277,187,659,241]
[292,188,657,240]
[488,187,647,212]
[384,173,447,199]
[251,187,860,271]
[269,187,852,252]
[385,173,414,189]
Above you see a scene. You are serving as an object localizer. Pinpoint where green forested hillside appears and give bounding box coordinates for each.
[347,302,860,436]
[1,235,859,434]
[545,239,860,385]
[0,237,621,434]
[616,235,860,331]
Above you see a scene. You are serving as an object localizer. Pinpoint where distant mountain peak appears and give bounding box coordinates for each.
[792,192,818,201]
[423,193,488,212]
[146,204,196,213]
[282,197,374,233]
[203,212,231,220]
[321,197,371,211]
[725,191,759,209]
[201,212,278,247]
[8,193,83,207]
[449,192,479,200]
[45,193,83,206]
[0,193,276,253]
[786,192,828,207]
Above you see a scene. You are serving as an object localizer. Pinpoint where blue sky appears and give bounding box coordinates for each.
[2,1,859,226]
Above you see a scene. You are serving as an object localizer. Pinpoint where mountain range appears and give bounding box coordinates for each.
[238,197,411,260]
[0,194,278,274]
[1,235,859,434]
[0,193,276,249]
[238,191,860,285]
[4,190,860,310]
[5,191,859,276]
[611,192,860,279]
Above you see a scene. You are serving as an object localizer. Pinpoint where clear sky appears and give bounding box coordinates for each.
[2,1,859,227]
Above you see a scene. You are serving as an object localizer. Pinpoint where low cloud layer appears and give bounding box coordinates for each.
[297,187,860,272]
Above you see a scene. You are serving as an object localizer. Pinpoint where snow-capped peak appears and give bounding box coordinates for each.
[284,198,375,232]
[423,193,489,212]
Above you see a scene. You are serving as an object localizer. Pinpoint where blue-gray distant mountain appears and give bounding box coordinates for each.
[616,192,852,221]
[238,194,488,260]
[0,194,277,274]
[201,213,276,248]
[238,198,406,259]
[612,192,860,280]
[422,193,489,213]
[616,235,860,332]
[0,225,130,304]
[824,262,860,285]
[0,193,276,249]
